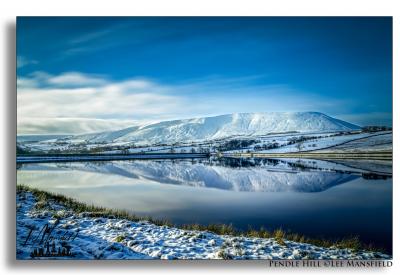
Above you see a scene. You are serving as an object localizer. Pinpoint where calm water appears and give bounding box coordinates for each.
[17,158,392,253]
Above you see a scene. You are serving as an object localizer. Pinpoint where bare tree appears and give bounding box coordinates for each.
[295,141,304,152]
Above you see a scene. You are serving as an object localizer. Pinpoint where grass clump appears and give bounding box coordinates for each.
[114,235,126,243]
[217,249,233,260]
[181,223,236,236]
[336,236,362,251]
[273,228,286,246]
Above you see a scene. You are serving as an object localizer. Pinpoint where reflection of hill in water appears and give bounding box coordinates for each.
[124,161,358,192]
[21,158,365,193]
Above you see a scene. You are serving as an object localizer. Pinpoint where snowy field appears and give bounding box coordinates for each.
[17,129,392,157]
[315,133,392,153]
[17,189,391,260]
[228,132,392,154]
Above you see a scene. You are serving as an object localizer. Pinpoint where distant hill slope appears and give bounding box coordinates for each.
[71,112,360,145]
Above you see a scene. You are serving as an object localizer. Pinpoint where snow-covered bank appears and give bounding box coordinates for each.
[17,188,391,260]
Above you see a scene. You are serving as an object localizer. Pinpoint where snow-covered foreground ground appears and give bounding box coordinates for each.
[17,189,391,260]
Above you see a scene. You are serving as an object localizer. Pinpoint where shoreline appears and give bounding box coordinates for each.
[16,153,209,164]
[16,185,391,260]
[17,148,393,165]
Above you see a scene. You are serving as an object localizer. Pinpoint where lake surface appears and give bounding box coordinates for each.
[17,157,392,253]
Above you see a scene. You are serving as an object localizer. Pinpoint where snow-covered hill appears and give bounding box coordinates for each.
[73,112,360,145]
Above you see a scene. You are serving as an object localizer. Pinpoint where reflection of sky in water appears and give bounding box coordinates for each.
[17,159,392,253]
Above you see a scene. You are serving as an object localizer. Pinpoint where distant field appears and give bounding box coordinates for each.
[314,133,392,153]
[225,151,392,161]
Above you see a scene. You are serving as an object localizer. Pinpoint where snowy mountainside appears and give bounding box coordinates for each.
[73,112,360,145]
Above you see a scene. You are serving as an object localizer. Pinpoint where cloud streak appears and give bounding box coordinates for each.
[17,118,137,135]
[17,56,38,68]
[17,72,186,134]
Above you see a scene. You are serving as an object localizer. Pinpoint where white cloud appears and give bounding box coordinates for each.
[18,71,108,88]
[17,72,188,134]
[17,118,136,135]
[47,72,108,87]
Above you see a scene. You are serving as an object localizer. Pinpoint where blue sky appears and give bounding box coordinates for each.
[17,17,392,134]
